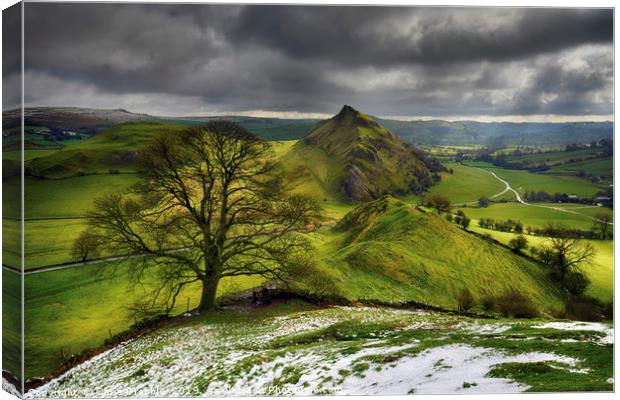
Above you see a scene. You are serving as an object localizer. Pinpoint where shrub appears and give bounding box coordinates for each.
[563,296,611,321]
[490,291,538,318]
[423,193,452,213]
[481,295,495,311]
[454,210,471,229]
[563,271,590,296]
[456,288,474,311]
[288,257,339,298]
[509,234,528,253]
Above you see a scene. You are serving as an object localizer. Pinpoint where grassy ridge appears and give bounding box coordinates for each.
[311,197,564,311]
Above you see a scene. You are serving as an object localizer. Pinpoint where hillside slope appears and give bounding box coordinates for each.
[284,105,442,202]
[25,122,187,178]
[314,196,565,313]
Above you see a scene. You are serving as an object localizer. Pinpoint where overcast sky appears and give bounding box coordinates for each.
[3,3,614,121]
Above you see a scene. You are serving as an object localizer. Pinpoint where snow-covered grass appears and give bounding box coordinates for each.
[532,321,614,345]
[3,378,21,397]
[24,305,613,398]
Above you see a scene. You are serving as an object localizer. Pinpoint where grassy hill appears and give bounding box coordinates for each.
[25,122,187,178]
[311,196,565,313]
[297,105,442,201]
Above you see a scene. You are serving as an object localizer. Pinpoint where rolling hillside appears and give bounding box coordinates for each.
[286,105,442,201]
[25,122,187,178]
[313,196,565,313]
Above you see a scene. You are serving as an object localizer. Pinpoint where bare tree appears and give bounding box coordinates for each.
[71,231,101,262]
[538,234,595,282]
[83,121,316,313]
[592,213,612,239]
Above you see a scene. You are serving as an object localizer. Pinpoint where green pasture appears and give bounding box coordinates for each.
[2,219,21,268]
[423,163,505,204]
[24,219,86,268]
[458,202,612,231]
[26,122,188,178]
[548,157,612,178]
[505,147,602,165]
[23,261,265,379]
[3,149,61,162]
[463,162,606,197]
[2,269,22,382]
[3,175,137,219]
[24,175,137,218]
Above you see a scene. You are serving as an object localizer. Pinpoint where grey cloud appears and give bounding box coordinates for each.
[231,6,612,66]
[18,3,614,118]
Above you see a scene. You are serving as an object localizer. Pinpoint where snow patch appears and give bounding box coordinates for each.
[3,378,21,398]
[336,344,579,395]
[532,321,614,344]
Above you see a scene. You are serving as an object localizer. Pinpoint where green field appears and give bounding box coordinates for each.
[2,219,21,268]
[548,157,613,178]
[504,147,603,165]
[23,262,265,379]
[422,163,505,204]
[24,219,86,268]
[2,269,22,382]
[463,162,607,197]
[3,149,61,161]
[458,203,612,231]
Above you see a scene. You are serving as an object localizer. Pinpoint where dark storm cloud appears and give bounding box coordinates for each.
[231,7,612,66]
[20,3,613,118]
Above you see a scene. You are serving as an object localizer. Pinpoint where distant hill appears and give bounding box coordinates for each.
[3,107,612,148]
[2,107,154,134]
[318,196,565,312]
[168,115,318,141]
[376,118,614,147]
[290,105,443,201]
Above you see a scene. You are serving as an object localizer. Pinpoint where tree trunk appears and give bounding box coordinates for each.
[198,277,219,313]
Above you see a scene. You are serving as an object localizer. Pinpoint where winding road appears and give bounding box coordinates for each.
[472,167,612,226]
